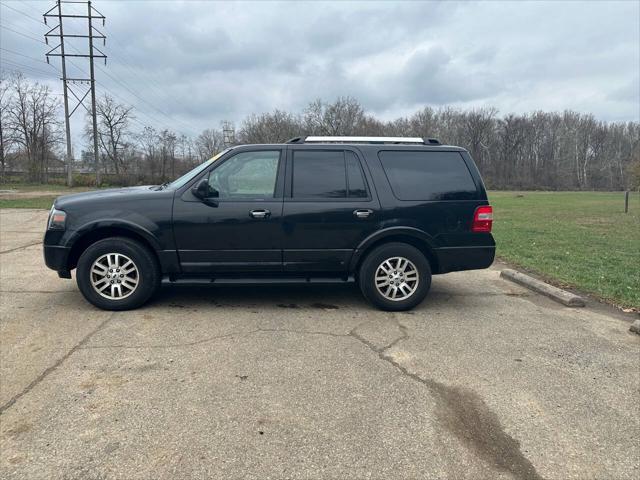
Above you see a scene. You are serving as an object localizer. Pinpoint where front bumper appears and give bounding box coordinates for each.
[43,244,71,278]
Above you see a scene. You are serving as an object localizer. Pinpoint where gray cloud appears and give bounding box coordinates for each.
[1,0,638,146]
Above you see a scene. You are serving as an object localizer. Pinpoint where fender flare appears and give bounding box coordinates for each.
[348,226,438,272]
[65,219,163,253]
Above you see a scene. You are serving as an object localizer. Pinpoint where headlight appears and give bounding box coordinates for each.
[48,207,67,230]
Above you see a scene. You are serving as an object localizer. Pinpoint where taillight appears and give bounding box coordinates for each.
[472,205,493,232]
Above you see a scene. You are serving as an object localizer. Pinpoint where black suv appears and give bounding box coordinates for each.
[44,136,495,311]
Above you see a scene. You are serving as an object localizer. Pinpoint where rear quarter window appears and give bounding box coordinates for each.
[378,151,477,201]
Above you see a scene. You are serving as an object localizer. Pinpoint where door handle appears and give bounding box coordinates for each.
[249,209,271,219]
[353,209,373,219]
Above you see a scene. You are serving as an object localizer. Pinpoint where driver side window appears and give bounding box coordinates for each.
[207,150,280,200]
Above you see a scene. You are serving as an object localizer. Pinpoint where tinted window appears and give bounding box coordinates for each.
[207,150,280,199]
[346,151,368,198]
[293,150,347,198]
[378,151,477,201]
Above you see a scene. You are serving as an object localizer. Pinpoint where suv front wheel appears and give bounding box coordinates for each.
[359,242,431,311]
[76,237,160,311]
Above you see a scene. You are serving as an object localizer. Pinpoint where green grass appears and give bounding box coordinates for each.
[0,184,100,209]
[0,183,96,192]
[490,191,640,309]
[0,197,59,209]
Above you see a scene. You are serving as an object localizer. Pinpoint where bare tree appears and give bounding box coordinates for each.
[195,128,223,161]
[409,106,437,138]
[136,126,159,179]
[158,129,177,180]
[177,133,195,169]
[460,107,498,171]
[5,73,62,182]
[89,94,134,175]
[304,97,366,135]
[239,110,301,143]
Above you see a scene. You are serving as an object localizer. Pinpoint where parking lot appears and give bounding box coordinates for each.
[0,208,638,480]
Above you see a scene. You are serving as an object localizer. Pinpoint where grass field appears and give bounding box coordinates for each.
[490,191,640,309]
[0,196,58,209]
[1,186,638,308]
[0,184,93,209]
[0,183,91,192]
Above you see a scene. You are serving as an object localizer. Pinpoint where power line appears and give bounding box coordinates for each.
[3,0,200,135]
[0,46,59,69]
[105,35,185,111]
[1,2,202,138]
[0,1,43,23]
[65,60,179,139]
[104,55,195,130]
[10,0,46,17]
[60,51,170,130]
[0,60,51,75]
[57,33,201,135]
[0,23,60,76]
[0,4,169,149]
[95,63,200,136]
[66,53,177,130]
[95,81,172,131]
[0,58,58,77]
[0,23,46,44]
[108,37,167,93]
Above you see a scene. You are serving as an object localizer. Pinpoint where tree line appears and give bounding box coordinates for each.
[1,73,638,190]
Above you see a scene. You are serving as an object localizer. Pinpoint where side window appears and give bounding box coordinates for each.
[292,150,369,199]
[378,151,477,201]
[207,151,280,199]
[346,151,368,198]
[292,150,347,198]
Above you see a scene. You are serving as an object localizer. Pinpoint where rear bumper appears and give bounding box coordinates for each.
[435,245,495,274]
[43,244,71,277]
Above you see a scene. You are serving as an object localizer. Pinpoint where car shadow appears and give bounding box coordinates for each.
[151,279,469,312]
[154,283,368,310]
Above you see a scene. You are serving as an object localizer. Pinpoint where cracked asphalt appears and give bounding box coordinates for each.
[1,208,639,480]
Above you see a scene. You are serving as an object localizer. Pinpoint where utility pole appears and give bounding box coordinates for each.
[88,1,101,185]
[44,0,106,186]
[56,1,73,187]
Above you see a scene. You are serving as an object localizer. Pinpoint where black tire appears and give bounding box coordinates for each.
[76,237,160,311]
[358,242,431,311]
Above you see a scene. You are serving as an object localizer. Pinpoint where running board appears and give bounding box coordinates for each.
[162,276,355,286]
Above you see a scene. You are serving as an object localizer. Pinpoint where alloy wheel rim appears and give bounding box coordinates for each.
[90,253,139,300]
[374,256,419,301]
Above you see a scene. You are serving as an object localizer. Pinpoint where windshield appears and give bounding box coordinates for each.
[164,148,232,190]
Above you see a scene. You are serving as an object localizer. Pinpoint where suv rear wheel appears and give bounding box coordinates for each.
[76,237,160,311]
[359,242,431,311]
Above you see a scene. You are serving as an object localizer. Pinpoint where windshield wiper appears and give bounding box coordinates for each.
[156,181,171,191]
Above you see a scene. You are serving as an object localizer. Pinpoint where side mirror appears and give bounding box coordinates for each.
[192,179,218,200]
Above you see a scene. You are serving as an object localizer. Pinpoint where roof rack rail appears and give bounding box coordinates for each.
[305,136,423,144]
[288,136,441,145]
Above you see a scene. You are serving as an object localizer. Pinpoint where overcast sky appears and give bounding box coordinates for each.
[1,0,639,146]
